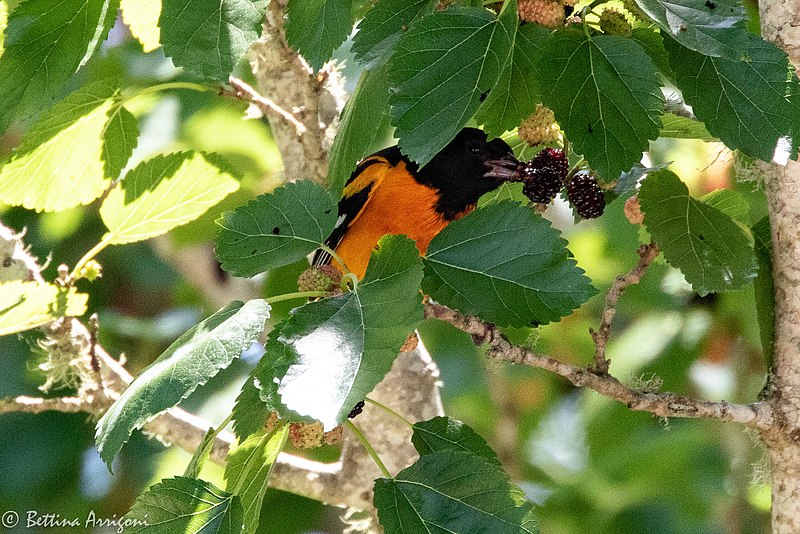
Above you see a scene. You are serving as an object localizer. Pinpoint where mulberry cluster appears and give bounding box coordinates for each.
[622,0,649,21]
[514,148,568,205]
[288,421,343,449]
[297,264,341,293]
[518,105,560,147]
[518,0,565,27]
[599,8,632,37]
[567,171,606,218]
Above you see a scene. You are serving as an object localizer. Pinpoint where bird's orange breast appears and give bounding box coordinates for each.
[334,161,473,279]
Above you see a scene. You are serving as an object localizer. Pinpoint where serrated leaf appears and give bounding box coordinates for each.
[285,0,354,71]
[160,0,268,81]
[103,105,139,180]
[422,202,596,327]
[95,300,270,466]
[388,5,514,165]
[121,0,161,52]
[225,425,288,534]
[0,281,88,335]
[232,370,271,440]
[665,35,800,162]
[0,0,119,131]
[327,62,393,198]
[100,152,239,245]
[752,216,774,365]
[476,19,549,137]
[215,181,337,277]
[659,113,715,140]
[412,416,500,464]
[0,81,124,212]
[256,235,423,430]
[374,450,539,534]
[699,189,748,223]
[123,477,244,533]
[351,0,437,66]
[633,0,749,60]
[536,30,663,180]
[631,27,673,78]
[639,169,757,295]
[478,181,527,207]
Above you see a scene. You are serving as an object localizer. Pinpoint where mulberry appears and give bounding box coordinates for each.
[518,0,565,27]
[518,148,568,205]
[567,172,606,218]
[518,105,560,146]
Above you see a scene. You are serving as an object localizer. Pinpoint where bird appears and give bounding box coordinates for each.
[314,128,519,279]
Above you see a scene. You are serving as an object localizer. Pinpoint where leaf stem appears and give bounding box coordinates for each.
[365,397,414,428]
[318,244,350,275]
[345,420,393,479]
[265,290,330,304]
[122,82,214,105]
[70,235,113,281]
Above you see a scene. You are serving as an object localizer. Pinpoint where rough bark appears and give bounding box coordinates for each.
[758,1,800,530]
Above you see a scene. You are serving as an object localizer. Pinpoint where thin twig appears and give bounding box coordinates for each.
[589,242,660,375]
[224,76,307,136]
[424,303,774,431]
[0,395,90,414]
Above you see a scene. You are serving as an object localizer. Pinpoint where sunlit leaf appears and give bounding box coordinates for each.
[225,425,289,534]
[256,235,423,430]
[121,0,162,52]
[123,477,244,533]
[100,152,240,245]
[96,300,270,466]
[0,281,88,335]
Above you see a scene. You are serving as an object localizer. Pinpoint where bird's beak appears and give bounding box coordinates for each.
[483,153,520,181]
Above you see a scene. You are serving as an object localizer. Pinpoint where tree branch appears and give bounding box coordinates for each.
[590,242,660,374]
[224,76,307,137]
[424,302,775,431]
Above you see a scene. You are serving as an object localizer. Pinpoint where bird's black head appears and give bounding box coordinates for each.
[413,128,518,219]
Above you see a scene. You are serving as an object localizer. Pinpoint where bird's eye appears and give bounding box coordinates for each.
[466,142,483,155]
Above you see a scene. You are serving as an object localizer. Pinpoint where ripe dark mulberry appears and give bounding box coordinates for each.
[567,172,606,218]
[517,148,568,205]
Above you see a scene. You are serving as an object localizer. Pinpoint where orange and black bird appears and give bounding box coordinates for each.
[314,128,519,278]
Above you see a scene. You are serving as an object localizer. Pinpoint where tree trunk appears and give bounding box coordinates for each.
[758,1,800,531]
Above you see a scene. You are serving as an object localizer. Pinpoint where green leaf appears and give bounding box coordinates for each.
[476,19,549,137]
[327,62,393,198]
[659,113,715,141]
[752,216,774,366]
[699,189,749,223]
[123,477,244,533]
[665,35,800,162]
[374,450,539,534]
[0,1,8,56]
[103,105,140,180]
[631,27,673,78]
[412,416,500,464]
[0,0,119,131]
[478,181,527,207]
[121,0,162,52]
[160,0,268,81]
[285,0,354,72]
[256,235,423,430]
[388,5,514,165]
[422,202,596,327]
[351,0,437,66]
[537,30,663,180]
[95,300,270,466]
[633,0,749,60]
[232,371,271,440]
[100,152,239,245]
[639,169,757,295]
[225,425,289,534]
[183,426,217,480]
[0,80,127,212]
[215,181,337,277]
[0,281,88,335]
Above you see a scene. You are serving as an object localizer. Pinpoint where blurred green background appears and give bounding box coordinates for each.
[0,8,771,534]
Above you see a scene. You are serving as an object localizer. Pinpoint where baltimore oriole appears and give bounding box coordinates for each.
[314,128,518,278]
